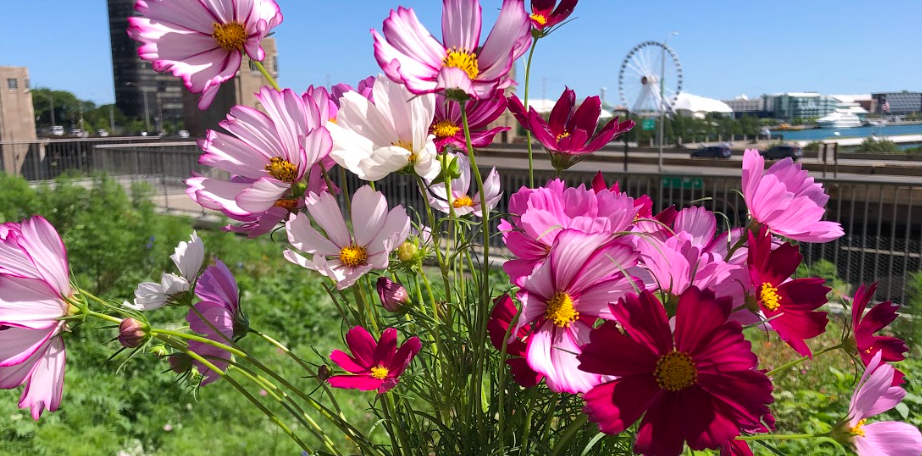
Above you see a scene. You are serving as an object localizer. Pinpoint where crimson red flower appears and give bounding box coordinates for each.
[528,0,577,32]
[851,282,908,384]
[508,88,634,172]
[431,91,510,153]
[329,327,421,394]
[578,288,774,456]
[747,228,829,357]
[487,294,543,388]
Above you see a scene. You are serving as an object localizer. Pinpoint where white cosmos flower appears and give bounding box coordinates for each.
[125,232,204,311]
[328,74,440,181]
[428,154,501,217]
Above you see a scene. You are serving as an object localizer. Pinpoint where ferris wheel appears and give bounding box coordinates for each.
[618,41,683,117]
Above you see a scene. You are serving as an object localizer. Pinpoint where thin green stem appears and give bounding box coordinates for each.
[253,60,281,91]
[523,40,539,188]
[737,433,825,441]
[766,343,844,377]
[549,415,590,456]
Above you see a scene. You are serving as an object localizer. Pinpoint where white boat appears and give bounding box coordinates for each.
[867,119,887,127]
[816,111,862,129]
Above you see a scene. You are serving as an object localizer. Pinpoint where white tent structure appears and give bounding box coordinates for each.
[673,93,734,119]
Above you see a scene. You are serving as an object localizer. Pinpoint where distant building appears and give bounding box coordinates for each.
[723,96,765,118]
[673,93,733,119]
[762,92,839,120]
[182,38,279,137]
[0,66,37,174]
[872,92,922,116]
[107,0,185,131]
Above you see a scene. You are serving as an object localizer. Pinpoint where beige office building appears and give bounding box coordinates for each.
[0,66,37,174]
[183,38,279,137]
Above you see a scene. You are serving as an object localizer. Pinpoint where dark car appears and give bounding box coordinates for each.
[761,145,803,161]
[691,145,732,159]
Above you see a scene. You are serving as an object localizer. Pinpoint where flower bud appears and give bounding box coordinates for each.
[396,241,419,262]
[169,353,193,374]
[118,318,149,348]
[317,365,332,381]
[377,277,410,313]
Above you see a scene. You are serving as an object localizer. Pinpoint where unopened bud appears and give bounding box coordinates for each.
[118,318,149,348]
[169,353,193,374]
[396,241,419,262]
[149,344,169,359]
[377,277,410,313]
[317,365,332,381]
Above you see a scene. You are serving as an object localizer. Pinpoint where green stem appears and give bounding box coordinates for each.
[253,60,281,91]
[766,343,844,377]
[737,433,824,441]
[523,40,539,188]
[549,415,590,456]
[496,304,523,453]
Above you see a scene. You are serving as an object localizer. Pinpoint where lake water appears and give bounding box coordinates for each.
[770,123,922,141]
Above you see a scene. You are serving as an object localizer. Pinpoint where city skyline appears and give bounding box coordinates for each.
[1,0,921,106]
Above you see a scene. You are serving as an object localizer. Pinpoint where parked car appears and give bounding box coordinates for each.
[178,130,190,139]
[50,126,64,136]
[690,145,732,159]
[97,129,109,137]
[68,129,88,138]
[761,145,803,161]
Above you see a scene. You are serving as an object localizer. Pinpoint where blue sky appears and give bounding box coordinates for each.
[1,1,921,105]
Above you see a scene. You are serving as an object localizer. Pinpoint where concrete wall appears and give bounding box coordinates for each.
[0,66,37,174]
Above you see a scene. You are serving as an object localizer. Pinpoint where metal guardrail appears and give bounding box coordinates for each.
[1,140,920,304]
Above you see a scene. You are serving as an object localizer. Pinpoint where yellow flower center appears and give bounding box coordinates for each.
[850,419,867,437]
[654,351,698,392]
[556,131,571,141]
[545,292,579,328]
[370,365,389,380]
[530,13,548,26]
[273,198,299,211]
[443,48,480,80]
[432,120,461,139]
[452,195,474,208]
[328,117,337,125]
[339,244,368,268]
[265,157,298,183]
[759,282,782,312]
[212,21,248,52]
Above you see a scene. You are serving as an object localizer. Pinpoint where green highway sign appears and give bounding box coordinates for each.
[661,177,704,190]
[641,118,656,130]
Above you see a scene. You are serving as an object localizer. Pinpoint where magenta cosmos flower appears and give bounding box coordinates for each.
[373,0,531,99]
[742,149,843,243]
[515,229,639,393]
[285,186,410,290]
[528,0,577,32]
[0,217,73,420]
[850,283,908,380]
[501,179,638,284]
[835,351,922,456]
[747,228,829,357]
[487,294,543,388]
[329,326,421,394]
[509,88,634,171]
[428,154,501,217]
[431,91,509,152]
[331,76,376,110]
[579,288,774,456]
[185,260,244,385]
[128,0,282,109]
[187,87,332,237]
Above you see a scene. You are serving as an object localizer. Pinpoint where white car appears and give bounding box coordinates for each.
[178,130,190,139]
[97,129,110,137]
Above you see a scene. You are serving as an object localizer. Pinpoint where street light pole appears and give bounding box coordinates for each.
[658,31,678,173]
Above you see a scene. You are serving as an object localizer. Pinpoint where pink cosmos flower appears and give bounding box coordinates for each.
[285,186,410,290]
[431,92,510,152]
[515,230,639,393]
[376,277,410,313]
[331,77,376,109]
[186,260,244,386]
[508,88,634,171]
[747,228,829,357]
[742,149,843,243]
[428,154,501,217]
[850,283,908,384]
[372,0,532,99]
[579,288,774,456]
[837,351,922,456]
[186,87,332,237]
[528,0,577,32]
[501,179,638,284]
[128,0,283,109]
[636,232,748,308]
[488,294,543,388]
[329,326,421,394]
[0,217,73,419]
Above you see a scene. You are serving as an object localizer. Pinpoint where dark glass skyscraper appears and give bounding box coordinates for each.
[107,0,184,130]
